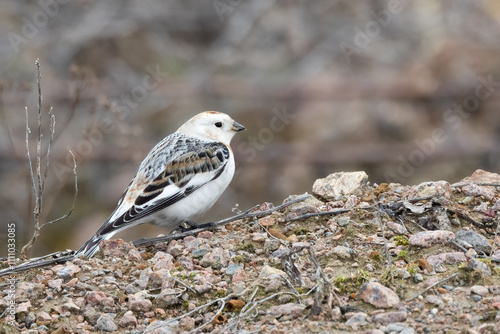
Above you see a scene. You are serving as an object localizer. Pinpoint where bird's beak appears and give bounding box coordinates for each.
[232,121,246,132]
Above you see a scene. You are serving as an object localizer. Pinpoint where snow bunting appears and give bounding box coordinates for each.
[75,112,245,258]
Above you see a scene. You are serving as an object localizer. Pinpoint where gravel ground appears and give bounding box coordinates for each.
[1,169,500,334]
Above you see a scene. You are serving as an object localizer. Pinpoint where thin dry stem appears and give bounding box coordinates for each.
[163,288,250,328]
[287,195,435,223]
[377,209,393,282]
[373,186,393,283]
[21,60,77,257]
[308,246,340,315]
[171,275,197,294]
[21,59,46,257]
[287,208,351,222]
[25,106,36,200]
[35,59,43,215]
[133,194,311,248]
[219,286,316,333]
[407,273,458,301]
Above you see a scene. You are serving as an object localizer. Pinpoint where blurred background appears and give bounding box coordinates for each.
[1,0,500,256]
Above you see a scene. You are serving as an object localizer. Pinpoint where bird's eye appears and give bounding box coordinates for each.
[214,122,222,128]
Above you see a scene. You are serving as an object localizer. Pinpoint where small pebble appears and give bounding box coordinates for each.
[95,314,118,332]
[332,246,352,259]
[337,217,351,227]
[414,273,423,283]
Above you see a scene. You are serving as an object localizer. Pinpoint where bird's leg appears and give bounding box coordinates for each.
[178,220,215,232]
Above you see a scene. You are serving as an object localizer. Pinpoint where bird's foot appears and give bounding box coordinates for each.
[178,220,214,232]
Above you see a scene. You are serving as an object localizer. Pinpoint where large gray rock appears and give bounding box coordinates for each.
[312,171,369,201]
[409,231,454,248]
[358,281,400,308]
[455,230,492,254]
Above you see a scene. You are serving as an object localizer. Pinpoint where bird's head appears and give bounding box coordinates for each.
[176,111,245,144]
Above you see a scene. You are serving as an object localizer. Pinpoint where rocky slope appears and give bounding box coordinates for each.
[1,169,500,334]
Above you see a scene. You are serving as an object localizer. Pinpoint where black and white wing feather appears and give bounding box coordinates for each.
[76,134,231,257]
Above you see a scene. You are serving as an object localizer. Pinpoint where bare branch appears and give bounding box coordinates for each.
[133,194,311,247]
[308,246,340,315]
[447,207,496,235]
[406,273,458,301]
[287,208,351,222]
[377,208,393,283]
[35,58,43,225]
[170,275,197,294]
[21,60,77,257]
[286,195,435,223]
[25,106,36,198]
[161,287,253,333]
[21,59,45,257]
[281,250,304,287]
[372,187,393,283]
[0,252,75,277]
[219,286,316,333]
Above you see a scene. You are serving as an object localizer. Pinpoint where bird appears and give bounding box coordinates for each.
[75,111,245,258]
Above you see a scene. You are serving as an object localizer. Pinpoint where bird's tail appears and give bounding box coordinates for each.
[74,207,131,258]
[74,234,109,259]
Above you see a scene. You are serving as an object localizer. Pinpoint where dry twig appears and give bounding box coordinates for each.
[170,275,197,294]
[447,207,496,235]
[308,246,340,315]
[373,187,394,283]
[133,194,311,248]
[160,287,253,334]
[406,273,458,301]
[21,60,57,256]
[218,285,316,333]
[281,250,304,287]
[287,195,435,223]
[287,209,351,222]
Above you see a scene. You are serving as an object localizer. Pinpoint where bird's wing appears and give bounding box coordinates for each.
[96,140,230,236]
